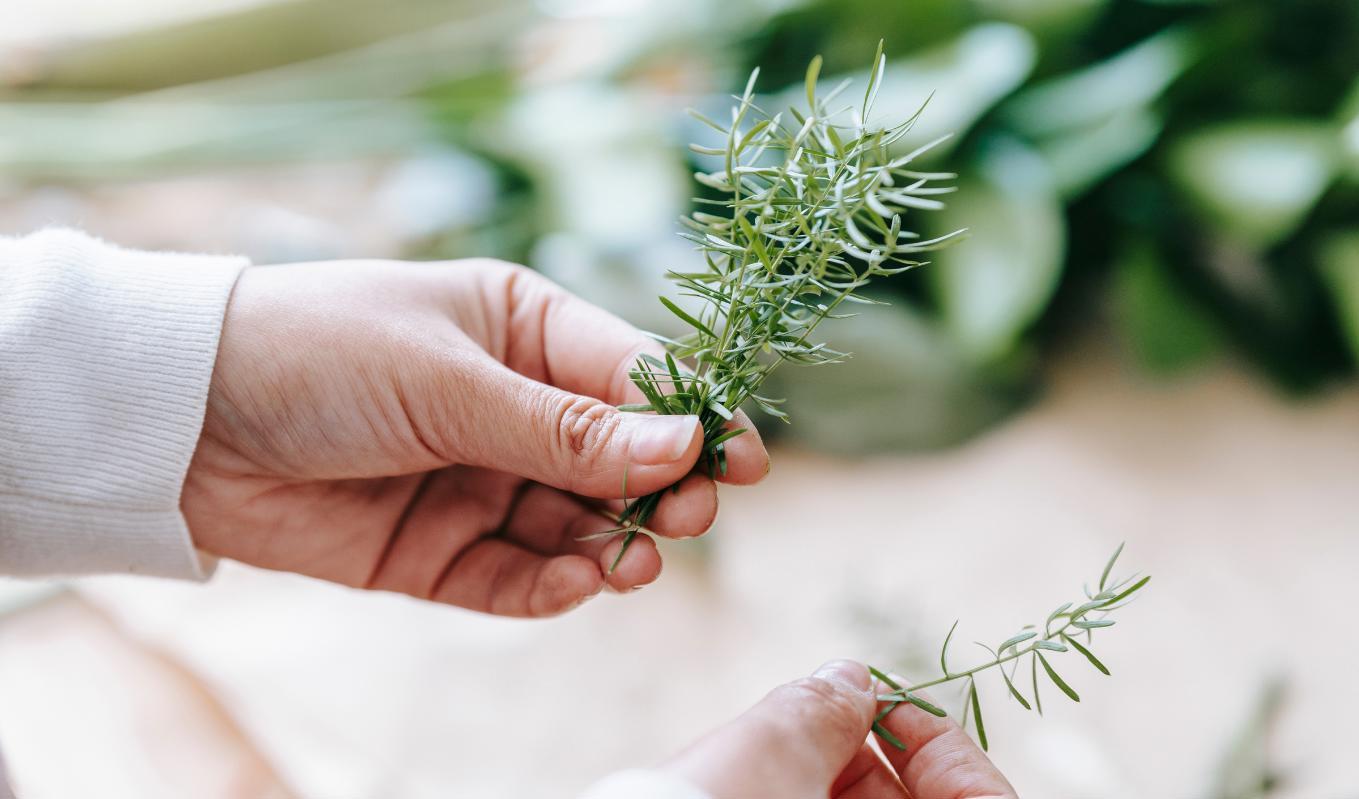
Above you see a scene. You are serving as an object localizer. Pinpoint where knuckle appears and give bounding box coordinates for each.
[470,257,529,278]
[553,394,620,469]
[484,259,558,294]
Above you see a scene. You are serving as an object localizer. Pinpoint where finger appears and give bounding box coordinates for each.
[480,264,770,485]
[873,689,1018,799]
[595,472,717,540]
[500,484,662,591]
[429,538,604,618]
[485,261,662,405]
[665,660,876,798]
[645,472,719,539]
[711,412,770,486]
[831,743,909,799]
[440,353,705,498]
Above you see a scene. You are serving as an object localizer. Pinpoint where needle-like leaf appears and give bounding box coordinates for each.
[869,545,1147,750]
[599,50,959,566]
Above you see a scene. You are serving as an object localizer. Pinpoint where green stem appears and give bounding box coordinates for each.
[880,616,1084,697]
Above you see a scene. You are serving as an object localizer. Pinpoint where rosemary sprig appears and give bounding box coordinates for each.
[869,544,1151,751]
[601,44,962,567]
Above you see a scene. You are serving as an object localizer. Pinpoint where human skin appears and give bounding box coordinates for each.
[178,259,1016,795]
[666,660,1018,799]
[183,258,769,617]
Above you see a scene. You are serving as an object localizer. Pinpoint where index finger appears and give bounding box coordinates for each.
[872,695,1017,799]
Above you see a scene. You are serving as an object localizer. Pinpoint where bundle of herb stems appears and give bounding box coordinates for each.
[591,46,1151,754]
[596,43,963,567]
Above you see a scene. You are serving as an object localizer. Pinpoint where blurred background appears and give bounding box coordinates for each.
[1,0,1357,796]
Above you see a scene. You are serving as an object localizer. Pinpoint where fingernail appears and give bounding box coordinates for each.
[629,415,699,465]
[812,660,871,694]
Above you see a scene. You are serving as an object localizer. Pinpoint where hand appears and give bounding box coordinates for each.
[183,259,768,616]
[663,660,1017,799]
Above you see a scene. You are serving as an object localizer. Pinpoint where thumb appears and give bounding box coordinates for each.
[450,359,703,498]
[665,660,876,799]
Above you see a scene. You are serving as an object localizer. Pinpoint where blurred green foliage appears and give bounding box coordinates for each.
[729,0,1359,447]
[3,0,1358,450]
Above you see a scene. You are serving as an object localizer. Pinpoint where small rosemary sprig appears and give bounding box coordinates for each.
[868,544,1151,751]
[598,44,962,566]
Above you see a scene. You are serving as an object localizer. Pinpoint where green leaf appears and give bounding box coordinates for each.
[1035,640,1068,652]
[1100,543,1125,591]
[969,680,988,752]
[1107,576,1151,606]
[940,619,959,676]
[998,631,1037,652]
[863,39,886,117]
[688,109,728,135]
[931,139,1064,363]
[658,296,717,339]
[1072,619,1115,630]
[873,720,907,751]
[863,23,1037,151]
[1036,107,1163,199]
[1031,654,1043,716]
[905,693,949,718]
[707,399,734,421]
[1168,119,1339,250]
[1000,666,1032,711]
[704,428,748,450]
[805,54,823,111]
[1038,653,1080,703]
[868,666,903,692]
[1005,26,1196,137]
[1318,232,1359,365]
[1064,635,1111,676]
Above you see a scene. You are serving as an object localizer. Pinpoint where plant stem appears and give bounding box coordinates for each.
[896,615,1081,694]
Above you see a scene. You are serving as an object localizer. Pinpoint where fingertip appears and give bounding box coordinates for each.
[578,414,703,499]
[532,555,605,617]
[647,473,718,539]
[600,534,662,592]
[812,660,872,694]
[712,416,770,486]
[627,414,702,467]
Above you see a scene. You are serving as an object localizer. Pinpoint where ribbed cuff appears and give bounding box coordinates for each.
[0,229,246,579]
[578,769,711,799]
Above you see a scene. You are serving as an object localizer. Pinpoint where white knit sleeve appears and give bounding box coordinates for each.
[578,769,712,799]
[0,229,246,579]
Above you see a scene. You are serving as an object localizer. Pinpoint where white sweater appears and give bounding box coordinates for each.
[0,229,706,799]
[0,229,241,578]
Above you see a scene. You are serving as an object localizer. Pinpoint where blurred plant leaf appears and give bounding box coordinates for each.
[765,303,1023,453]
[1317,231,1359,365]
[1036,107,1163,198]
[0,0,524,98]
[931,139,1064,363]
[1336,77,1359,183]
[972,0,1107,40]
[1204,676,1288,799]
[1004,26,1197,137]
[859,24,1037,155]
[1115,242,1220,374]
[1168,120,1339,250]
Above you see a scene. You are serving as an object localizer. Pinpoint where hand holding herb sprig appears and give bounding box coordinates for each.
[598,45,963,564]
[870,544,1151,752]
